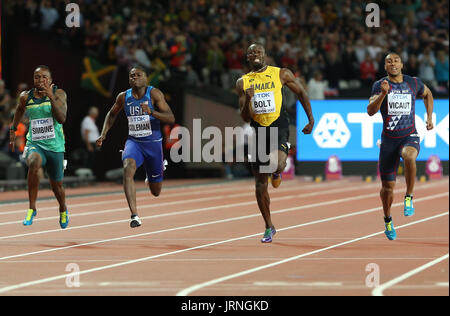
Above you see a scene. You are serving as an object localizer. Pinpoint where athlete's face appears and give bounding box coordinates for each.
[384,54,403,76]
[33,68,52,91]
[129,69,147,88]
[247,45,265,70]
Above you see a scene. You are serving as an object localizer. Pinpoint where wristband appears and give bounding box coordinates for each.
[10,126,17,131]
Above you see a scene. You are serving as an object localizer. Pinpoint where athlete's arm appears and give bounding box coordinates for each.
[280,68,314,134]
[421,84,434,130]
[367,80,389,116]
[9,91,28,152]
[49,89,67,124]
[96,92,125,147]
[39,81,67,124]
[236,77,254,123]
[149,88,175,125]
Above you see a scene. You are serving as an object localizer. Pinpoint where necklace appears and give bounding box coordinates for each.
[253,65,268,73]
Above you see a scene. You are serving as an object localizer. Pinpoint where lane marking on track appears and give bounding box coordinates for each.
[0,179,255,207]
[372,254,449,296]
[253,281,343,287]
[0,190,447,261]
[0,201,447,294]
[0,181,368,225]
[0,181,395,239]
[1,179,444,238]
[0,178,348,210]
[0,178,346,215]
[176,212,449,296]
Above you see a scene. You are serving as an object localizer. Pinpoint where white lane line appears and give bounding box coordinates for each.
[0,178,346,211]
[253,281,343,287]
[0,189,388,259]
[0,180,253,207]
[1,177,442,234]
[0,178,346,216]
[0,181,387,239]
[0,180,258,211]
[0,190,446,261]
[0,180,355,226]
[435,282,449,287]
[372,254,449,296]
[176,212,449,296]
[0,181,254,215]
[0,208,447,294]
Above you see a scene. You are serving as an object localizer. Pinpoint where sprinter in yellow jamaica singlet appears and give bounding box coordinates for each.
[237,43,315,243]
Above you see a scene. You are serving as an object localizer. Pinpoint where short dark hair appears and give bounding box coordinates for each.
[130,66,147,76]
[35,65,52,77]
[247,43,265,53]
[384,52,402,62]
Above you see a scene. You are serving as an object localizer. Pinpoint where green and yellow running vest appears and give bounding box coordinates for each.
[25,87,65,152]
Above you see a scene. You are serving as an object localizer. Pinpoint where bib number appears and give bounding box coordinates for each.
[387,93,412,116]
[252,91,276,114]
[31,118,55,141]
[128,115,152,138]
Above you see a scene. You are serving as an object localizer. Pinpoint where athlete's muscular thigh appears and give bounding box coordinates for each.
[27,152,43,171]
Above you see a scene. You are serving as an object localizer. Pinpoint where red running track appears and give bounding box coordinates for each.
[0,177,448,296]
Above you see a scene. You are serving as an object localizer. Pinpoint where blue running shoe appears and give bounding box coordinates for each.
[384,220,397,240]
[23,209,36,226]
[261,227,276,243]
[59,209,69,229]
[404,195,414,217]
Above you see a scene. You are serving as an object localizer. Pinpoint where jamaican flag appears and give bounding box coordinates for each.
[81,57,117,98]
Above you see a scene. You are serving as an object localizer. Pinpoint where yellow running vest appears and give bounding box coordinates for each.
[241,66,283,127]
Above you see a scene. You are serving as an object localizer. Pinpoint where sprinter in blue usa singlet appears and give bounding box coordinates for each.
[367,53,434,240]
[97,67,175,228]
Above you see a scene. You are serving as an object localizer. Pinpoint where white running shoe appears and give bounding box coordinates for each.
[130,215,142,228]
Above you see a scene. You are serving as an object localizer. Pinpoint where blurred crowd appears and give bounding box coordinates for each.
[4,0,449,99]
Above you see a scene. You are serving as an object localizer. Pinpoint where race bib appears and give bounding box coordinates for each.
[387,93,412,116]
[31,117,55,141]
[252,91,276,114]
[128,115,152,138]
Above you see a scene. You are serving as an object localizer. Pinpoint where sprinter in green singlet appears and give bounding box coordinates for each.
[9,65,69,229]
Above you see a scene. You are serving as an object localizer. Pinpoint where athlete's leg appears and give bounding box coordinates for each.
[27,152,43,211]
[401,146,418,196]
[380,180,396,218]
[254,172,273,229]
[143,141,164,197]
[149,182,162,197]
[49,179,67,212]
[275,149,287,174]
[123,158,138,216]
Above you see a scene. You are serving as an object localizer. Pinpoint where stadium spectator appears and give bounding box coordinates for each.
[435,50,449,88]
[0,80,12,117]
[81,106,100,171]
[405,54,419,77]
[307,71,327,100]
[4,0,449,96]
[418,46,437,89]
[207,38,225,86]
[360,54,377,87]
[39,0,59,31]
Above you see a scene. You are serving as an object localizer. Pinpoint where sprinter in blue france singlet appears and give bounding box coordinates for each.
[367,52,434,241]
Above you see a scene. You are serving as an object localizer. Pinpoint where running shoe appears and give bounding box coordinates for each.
[261,227,276,243]
[59,209,69,229]
[23,209,36,226]
[404,195,414,217]
[384,220,397,240]
[130,215,142,228]
[271,173,282,188]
